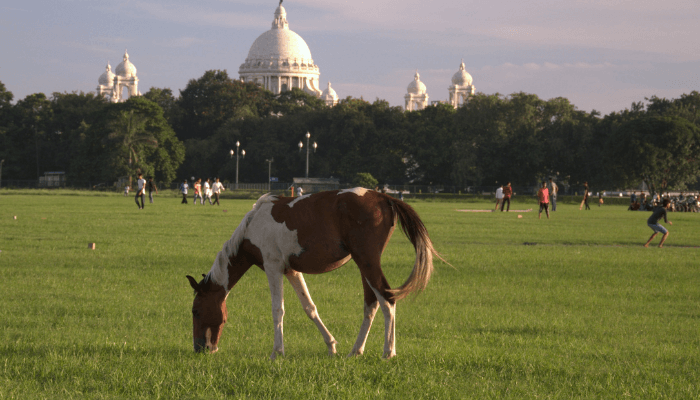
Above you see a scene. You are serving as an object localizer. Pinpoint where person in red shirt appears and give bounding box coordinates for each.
[537,181,550,220]
[501,182,513,212]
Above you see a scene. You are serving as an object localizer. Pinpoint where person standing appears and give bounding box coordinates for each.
[147,177,158,203]
[500,182,512,212]
[537,181,550,220]
[644,198,672,248]
[193,178,203,205]
[124,185,130,196]
[203,178,213,205]
[598,191,604,207]
[494,185,504,211]
[580,181,590,210]
[135,173,146,209]
[548,178,558,211]
[212,178,225,206]
[180,179,189,204]
[296,186,304,197]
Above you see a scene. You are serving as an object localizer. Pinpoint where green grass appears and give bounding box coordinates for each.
[1,192,698,399]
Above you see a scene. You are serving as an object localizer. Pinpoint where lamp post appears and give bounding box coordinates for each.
[265,158,274,192]
[0,159,4,189]
[230,141,245,190]
[298,131,317,178]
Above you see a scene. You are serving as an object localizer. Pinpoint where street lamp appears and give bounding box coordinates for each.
[230,141,245,189]
[265,158,274,192]
[298,131,317,178]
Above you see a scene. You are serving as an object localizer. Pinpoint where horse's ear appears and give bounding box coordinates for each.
[186,275,200,293]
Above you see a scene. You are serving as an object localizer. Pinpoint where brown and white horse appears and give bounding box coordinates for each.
[186,187,440,359]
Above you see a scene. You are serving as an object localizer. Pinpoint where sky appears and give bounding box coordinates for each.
[1,0,699,115]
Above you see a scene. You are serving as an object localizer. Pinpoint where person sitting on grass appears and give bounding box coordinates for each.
[644,198,672,248]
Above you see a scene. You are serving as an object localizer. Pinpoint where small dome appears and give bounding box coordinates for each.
[407,71,427,94]
[98,62,115,86]
[115,50,137,78]
[321,81,338,101]
[451,60,473,86]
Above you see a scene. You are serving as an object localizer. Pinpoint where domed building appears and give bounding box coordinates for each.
[321,82,338,106]
[405,71,429,111]
[239,3,322,97]
[448,60,475,108]
[96,50,140,103]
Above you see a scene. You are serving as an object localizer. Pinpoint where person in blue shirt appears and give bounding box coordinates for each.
[644,198,672,248]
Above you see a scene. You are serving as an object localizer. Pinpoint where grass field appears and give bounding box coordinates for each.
[1,191,698,399]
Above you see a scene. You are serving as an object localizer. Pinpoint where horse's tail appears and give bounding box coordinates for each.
[388,198,446,301]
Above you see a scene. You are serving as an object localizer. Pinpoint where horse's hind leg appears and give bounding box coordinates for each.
[352,256,396,359]
[348,276,379,357]
[285,270,338,356]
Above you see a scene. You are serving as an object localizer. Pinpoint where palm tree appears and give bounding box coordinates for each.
[107,110,158,186]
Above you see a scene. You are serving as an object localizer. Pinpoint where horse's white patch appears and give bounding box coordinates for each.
[288,194,311,208]
[207,194,278,290]
[246,200,304,273]
[339,187,369,197]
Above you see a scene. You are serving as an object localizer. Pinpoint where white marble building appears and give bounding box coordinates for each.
[97,50,140,103]
[405,71,429,111]
[449,60,475,108]
[238,3,323,98]
[405,61,476,111]
[320,82,339,106]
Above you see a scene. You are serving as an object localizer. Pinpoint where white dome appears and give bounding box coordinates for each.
[451,60,473,86]
[115,50,137,78]
[407,71,427,94]
[245,29,314,63]
[321,81,338,101]
[98,63,115,86]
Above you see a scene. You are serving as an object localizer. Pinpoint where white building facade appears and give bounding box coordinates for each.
[97,51,140,103]
[238,3,323,97]
[405,71,429,111]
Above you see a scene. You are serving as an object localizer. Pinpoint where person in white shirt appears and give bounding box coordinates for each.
[180,179,189,204]
[296,186,304,197]
[204,179,213,205]
[135,173,146,209]
[212,178,225,206]
[494,185,504,211]
[548,178,559,211]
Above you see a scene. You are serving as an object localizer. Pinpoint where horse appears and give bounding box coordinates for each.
[186,187,441,360]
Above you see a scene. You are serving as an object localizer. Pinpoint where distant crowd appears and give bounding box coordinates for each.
[628,191,699,212]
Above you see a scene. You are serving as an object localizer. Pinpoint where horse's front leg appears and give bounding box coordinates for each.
[266,267,285,360]
[285,270,338,356]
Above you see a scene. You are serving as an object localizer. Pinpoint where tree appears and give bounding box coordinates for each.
[352,172,378,188]
[174,70,273,141]
[106,109,158,184]
[607,115,700,191]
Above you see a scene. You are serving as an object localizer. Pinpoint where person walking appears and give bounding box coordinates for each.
[644,198,672,248]
[494,185,504,211]
[548,178,558,211]
[147,177,158,203]
[212,178,225,206]
[124,185,129,196]
[296,186,304,197]
[598,191,604,207]
[537,181,550,220]
[580,181,590,210]
[193,178,203,205]
[203,178,213,205]
[180,179,189,204]
[500,182,512,212]
[135,173,146,209]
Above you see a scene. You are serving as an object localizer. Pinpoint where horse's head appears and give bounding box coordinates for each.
[186,275,228,353]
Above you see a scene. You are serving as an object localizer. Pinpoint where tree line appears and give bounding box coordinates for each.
[1,71,699,193]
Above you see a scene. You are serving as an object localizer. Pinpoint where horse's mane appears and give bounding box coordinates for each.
[204,193,278,287]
